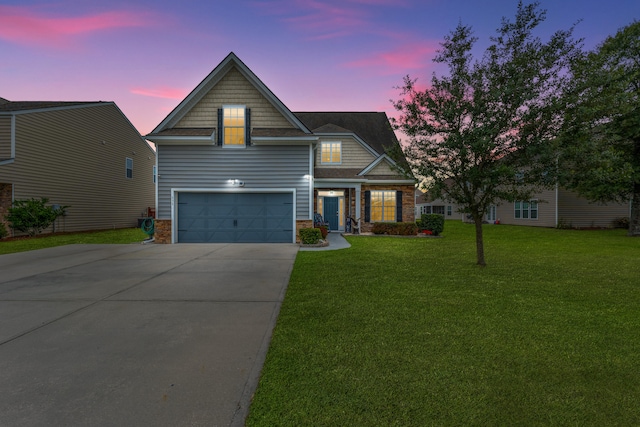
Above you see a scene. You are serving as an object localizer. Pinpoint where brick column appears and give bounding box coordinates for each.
[153,219,172,244]
[296,219,313,243]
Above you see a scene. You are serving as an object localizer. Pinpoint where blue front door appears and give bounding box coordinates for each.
[323,197,339,231]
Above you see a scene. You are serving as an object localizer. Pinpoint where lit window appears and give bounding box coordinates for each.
[126,157,133,179]
[371,190,396,222]
[321,142,341,164]
[514,200,538,219]
[223,106,245,146]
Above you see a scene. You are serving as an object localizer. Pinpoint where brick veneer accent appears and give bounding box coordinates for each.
[360,184,416,233]
[154,218,310,244]
[296,219,313,243]
[153,219,172,244]
[0,183,12,236]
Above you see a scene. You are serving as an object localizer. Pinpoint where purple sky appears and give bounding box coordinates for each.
[1,0,638,135]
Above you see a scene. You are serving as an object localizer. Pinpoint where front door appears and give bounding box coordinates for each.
[325,196,347,231]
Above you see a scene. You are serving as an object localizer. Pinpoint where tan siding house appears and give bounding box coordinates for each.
[0,100,156,236]
[423,187,630,229]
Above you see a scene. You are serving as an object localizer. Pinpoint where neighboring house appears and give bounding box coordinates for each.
[145,52,415,244]
[0,98,156,236]
[425,186,630,228]
[415,188,465,220]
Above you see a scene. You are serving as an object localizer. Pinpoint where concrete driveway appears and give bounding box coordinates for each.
[0,242,299,426]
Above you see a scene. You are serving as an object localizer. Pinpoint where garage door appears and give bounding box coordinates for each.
[177,192,294,243]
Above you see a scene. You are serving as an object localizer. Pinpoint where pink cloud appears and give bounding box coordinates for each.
[0,5,154,49]
[345,43,439,74]
[255,0,391,40]
[284,0,368,39]
[130,87,188,100]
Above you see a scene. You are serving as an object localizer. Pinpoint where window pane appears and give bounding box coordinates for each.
[530,201,538,219]
[371,191,383,221]
[371,191,396,222]
[321,142,341,163]
[321,145,331,162]
[331,143,341,162]
[223,106,245,145]
[225,127,244,145]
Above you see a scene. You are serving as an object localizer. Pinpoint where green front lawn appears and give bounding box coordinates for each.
[248,221,640,426]
[0,228,149,255]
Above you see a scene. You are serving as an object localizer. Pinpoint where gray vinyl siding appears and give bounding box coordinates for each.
[157,144,310,219]
[557,188,630,228]
[0,104,156,234]
[497,189,557,227]
[0,116,11,159]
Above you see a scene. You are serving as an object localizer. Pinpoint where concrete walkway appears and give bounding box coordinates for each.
[299,232,351,251]
[0,242,298,426]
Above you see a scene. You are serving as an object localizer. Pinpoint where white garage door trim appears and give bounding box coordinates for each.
[171,188,297,244]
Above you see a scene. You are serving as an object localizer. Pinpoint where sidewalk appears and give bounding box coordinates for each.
[299,232,351,251]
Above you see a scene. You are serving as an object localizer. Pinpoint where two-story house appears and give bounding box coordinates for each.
[145,53,415,244]
[0,99,156,236]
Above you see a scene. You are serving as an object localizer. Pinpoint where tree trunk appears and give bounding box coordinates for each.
[474,215,486,266]
[628,181,640,237]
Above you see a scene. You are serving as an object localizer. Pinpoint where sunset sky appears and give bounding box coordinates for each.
[1,0,638,136]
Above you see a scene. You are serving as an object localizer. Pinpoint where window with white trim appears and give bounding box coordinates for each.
[514,200,538,219]
[321,141,341,164]
[371,190,396,222]
[126,157,133,179]
[223,105,245,146]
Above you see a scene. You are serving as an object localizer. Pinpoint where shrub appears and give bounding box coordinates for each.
[6,198,68,236]
[0,221,7,239]
[372,222,418,235]
[318,226,328,239]
[614,217,629,229]
[299,228,322,244]
[420,214,445,236]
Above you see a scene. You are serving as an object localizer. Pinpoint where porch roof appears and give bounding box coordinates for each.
[314,168,411,181]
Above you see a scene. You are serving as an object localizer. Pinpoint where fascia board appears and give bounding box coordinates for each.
[358,154,398,176]
[151,53,312,135]
[317,132,380,157]
[251,136,319,145]
[0,102,111,116]
[147,136,214,145]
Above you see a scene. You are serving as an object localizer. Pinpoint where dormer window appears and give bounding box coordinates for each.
[321,141,341,164]
[223,105,245,146]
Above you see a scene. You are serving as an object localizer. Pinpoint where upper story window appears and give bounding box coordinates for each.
[126,157,133,179]
[223,105,245,146]
[321,141,341,164]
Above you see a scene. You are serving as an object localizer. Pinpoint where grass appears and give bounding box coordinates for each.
[247,221,640,426]
[0,228,149,255]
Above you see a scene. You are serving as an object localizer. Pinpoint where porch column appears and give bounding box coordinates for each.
[355,184,361,221]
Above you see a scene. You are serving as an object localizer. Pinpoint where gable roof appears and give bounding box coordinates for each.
[294,112,399,156]
[149,52,310,135]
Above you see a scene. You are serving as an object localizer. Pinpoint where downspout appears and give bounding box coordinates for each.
[555,182,559,227]
[308,143,314,219]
